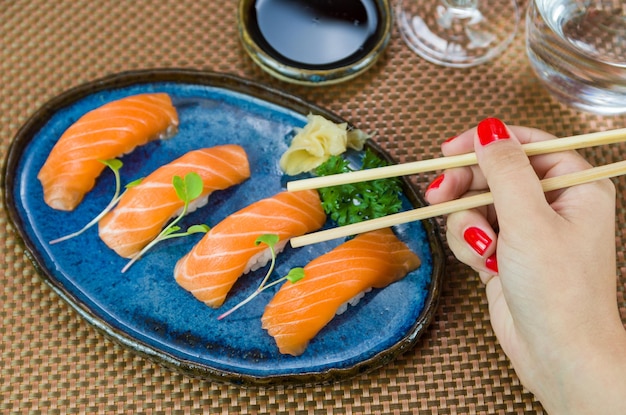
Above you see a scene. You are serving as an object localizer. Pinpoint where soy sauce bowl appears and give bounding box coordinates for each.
[238,0,392,86]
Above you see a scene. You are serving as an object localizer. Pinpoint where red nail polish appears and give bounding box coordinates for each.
[486,254,499,273]
[443,135,457,144]
[427,174,445,191]
[477,118,510,146]
[463,227,492,256]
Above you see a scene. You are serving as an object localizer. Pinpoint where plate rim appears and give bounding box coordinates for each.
[2,68,445,386]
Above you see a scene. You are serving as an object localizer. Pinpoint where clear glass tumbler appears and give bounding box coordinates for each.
[526,0,626,115]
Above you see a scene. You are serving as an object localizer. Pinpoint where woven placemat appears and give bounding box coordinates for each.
[1,1,625,413]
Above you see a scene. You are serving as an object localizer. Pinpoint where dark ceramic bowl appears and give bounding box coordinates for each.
[2,69,444,386]
[238,0,392,86]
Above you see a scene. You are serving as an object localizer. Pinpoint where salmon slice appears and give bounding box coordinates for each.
[261,228,421,356]
[174,190,326,308]
[37,93,179,211]
[98,145,250,258]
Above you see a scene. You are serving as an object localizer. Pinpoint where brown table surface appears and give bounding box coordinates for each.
[2,0,625,413]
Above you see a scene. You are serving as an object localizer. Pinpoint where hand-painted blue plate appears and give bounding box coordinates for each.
[3,69,444,386]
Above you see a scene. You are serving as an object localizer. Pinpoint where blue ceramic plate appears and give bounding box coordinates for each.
[3,69,444,385]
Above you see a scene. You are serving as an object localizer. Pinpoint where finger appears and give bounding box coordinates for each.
[446,208,499,279]
[482,121,611,229]
[442,125,559,157]
[427,122,593,210]
[502,125,593,185]
[438,128,488,195]
[473,118,553,229]
[429,125,557,204]
[425,177,499,226]
[425,168,476,205]
[441,128,475,156]
[527,150,595,204]
[428,126,576,201]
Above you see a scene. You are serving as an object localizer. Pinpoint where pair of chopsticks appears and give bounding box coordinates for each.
[288,127,626,248]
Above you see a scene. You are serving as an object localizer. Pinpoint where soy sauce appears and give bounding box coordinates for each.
[248,0,381,69]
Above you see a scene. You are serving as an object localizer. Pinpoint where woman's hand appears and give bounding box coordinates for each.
[425,118,626,414]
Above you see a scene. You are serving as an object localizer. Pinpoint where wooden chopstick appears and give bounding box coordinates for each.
[290,159,626,248]
[286,127,626,192]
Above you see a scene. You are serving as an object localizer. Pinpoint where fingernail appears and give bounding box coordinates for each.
[463,227,492,256]
[443,135,457,144]
[486,254,499,273]
[477,118,510,146]
[426,174,445,192]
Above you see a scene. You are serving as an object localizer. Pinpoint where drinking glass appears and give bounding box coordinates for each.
[396,0,520,67]
[526,0,626,115]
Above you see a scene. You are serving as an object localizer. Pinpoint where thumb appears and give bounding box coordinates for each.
[474,118,551,225]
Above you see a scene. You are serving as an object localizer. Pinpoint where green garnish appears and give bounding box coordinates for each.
[121,172,209,273]
[217,234,305,320]
[314,149,403,227]
[49,159,142,244]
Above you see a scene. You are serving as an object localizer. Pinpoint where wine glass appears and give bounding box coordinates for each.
[396,0,521,67]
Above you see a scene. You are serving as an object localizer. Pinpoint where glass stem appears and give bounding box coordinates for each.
[443,0,478,9]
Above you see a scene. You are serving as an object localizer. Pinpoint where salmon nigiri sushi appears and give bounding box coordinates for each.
[174,190,326,308]
[98,145,250,258]
[38,93,179,211]
[261,228,421,356]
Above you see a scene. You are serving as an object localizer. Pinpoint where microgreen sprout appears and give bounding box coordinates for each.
[121,172,209,273]
[50,159,142,244]
[217,234,305,320]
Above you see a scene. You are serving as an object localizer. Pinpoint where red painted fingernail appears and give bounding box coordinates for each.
[477,118,510,146]
[443,135,457,144]
[486,253,499,273]
[426,174,445,192]
[463,227,492,256]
